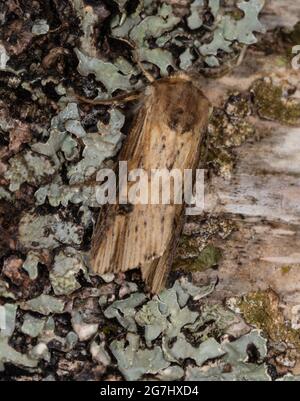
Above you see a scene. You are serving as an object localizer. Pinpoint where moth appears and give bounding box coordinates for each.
[79,71,210,293]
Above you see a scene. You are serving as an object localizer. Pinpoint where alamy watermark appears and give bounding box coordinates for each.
[292,45,300,70]
[95,161,205,215]
[0,306,6,332]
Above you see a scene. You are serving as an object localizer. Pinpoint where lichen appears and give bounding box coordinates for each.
[186,330,270,381]
[252,79,300,125]
[4,150,57,192]
[174,217,235,272]
[187,0,204,30]
[110,333,170,381]
[162,334,225,366]
[209,106,254,149]
[206,97,255,177]
[75,49,136,94]
[49,248,86,296]
[20,295,65,315]
[21,314,46,338]
[237,290,300,351]
[173,244,222,272]
[0,0,279,381]
[104,293,147,332]
[18,212,84,250]
[22,251,40,280]
[67,108,125,184]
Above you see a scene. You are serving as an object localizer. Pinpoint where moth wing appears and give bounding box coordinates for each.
[91,77,210,293]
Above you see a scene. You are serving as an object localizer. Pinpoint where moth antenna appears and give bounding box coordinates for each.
[113,36,156,83]
[133,52,156,83]
[136,60,155,83]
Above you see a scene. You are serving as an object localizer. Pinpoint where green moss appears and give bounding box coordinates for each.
[209,98,254,148]
[281,265,292,275]
[238,290,300,350]
[177,235,199,255]
[252,79,300,125]
[207,103,254,177]
[173,244,222,272]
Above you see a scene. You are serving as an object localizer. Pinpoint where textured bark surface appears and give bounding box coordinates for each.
[192,49,300,321]
[1,0,300,381]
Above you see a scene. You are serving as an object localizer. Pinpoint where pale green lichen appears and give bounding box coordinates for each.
[224,0,266,45]
[0,187,11,201]
[0,304,17,338]
[136,47,175,75]
[21,314,46,338]
[50,248,86,296]
[187,0,204,30]
[200,19,233,57]
[31,103,83,164]
[75,49,136,94]
[75,0,265,90]
[106,280,271,381]
[129,4,180,46]
[205,55,220,67]
[156,365,184,381]
[0,280,15,299]
[187,304,238,342]
[22,251,40,280]
[110,333,170,381]
[0,337,39,372]
[0,304,41,371]
[199,0,265,55]
[67,108,125,184]
[162,335,225,365]
[37,317,78,352]
[179,48,194,70]
[135,299,167,345]
[35,176,99,207]
[20,295,65,315]
[4,150,57,192]
[18,212,83,250]
[175,277,217,302]
[104,293,147,332]
[186,331,270,381]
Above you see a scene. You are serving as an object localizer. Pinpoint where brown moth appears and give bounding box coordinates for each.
[85,72,210,293]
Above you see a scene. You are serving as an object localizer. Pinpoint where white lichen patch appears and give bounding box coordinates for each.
[50,248,86,296]
[20,295,65,315]
[103,279,269,381]
[5,150,57,192]
[18,213,83,250]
